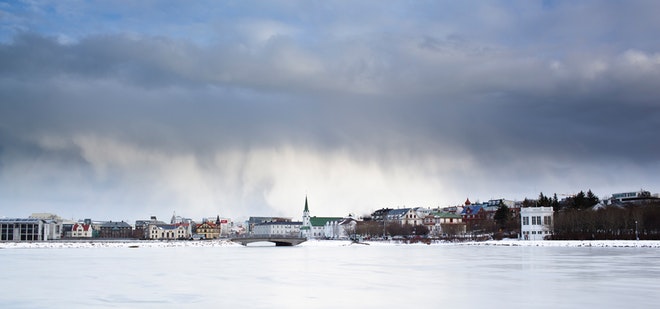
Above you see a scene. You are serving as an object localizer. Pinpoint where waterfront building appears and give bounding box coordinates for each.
[196,222,220,239]
[386,208,423,226]
[520,207,553,240]
[253,221,302,236]
[148,224,189,240]
[461,205,487,231]
[246,216,292,234]
[300,196,342,239]
[29,213,63,240]
[71,222,93,238]
[324,216,358,240]
[423,212,466,236]
[201,216,231,236]
[610,190,659,203]
[0,218,52,241]
[135,216,167,239]
[99,221,133,238]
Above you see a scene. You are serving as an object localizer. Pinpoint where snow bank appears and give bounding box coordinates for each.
[303,239,660,248]
[0,239,241,249]
[465,239,660,248]
[2,239,659,249]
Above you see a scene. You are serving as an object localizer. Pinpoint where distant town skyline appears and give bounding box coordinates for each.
[2,1,660,222]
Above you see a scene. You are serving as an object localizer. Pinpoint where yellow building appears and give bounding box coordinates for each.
[196,222,220,239]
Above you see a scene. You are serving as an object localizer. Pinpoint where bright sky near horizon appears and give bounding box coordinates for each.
[1,1,660,222]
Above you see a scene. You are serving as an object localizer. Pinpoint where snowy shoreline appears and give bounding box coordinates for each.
[2,239,660,249]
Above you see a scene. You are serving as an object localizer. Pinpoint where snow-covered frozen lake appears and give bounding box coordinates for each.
[1,240,659,308]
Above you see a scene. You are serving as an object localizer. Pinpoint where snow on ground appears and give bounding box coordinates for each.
[1,239,659,249]
[0,239,241,249]
[469,239,660,248]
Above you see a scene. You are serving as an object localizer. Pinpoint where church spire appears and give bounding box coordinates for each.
[304,196,309,212]
[301,195,311,239]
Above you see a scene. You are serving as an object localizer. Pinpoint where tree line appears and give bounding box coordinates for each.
[553,202,660,240]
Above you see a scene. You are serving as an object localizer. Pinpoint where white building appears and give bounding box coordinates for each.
[300,196,342,239]
[610,190,658,203]
[148,224,190,240]
[324,217,358,240]
[386,208,423,226]
[29,213,63,240]
[71,223,93,238]
[253,221,302,236]
[520,207,553,240]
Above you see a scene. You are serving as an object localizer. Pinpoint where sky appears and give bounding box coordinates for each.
[1,1,660,223]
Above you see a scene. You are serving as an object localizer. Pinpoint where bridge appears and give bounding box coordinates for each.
[230,235,307,246]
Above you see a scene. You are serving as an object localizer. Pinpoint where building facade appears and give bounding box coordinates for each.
[461,205,487,232]
[423,212,466,236]
[253,221,302,236]
[1,218,47,241]
[99,221,133,238]
[196,222,220,239]
[610,190,659,203]
[386,208,423,226]
[520,207,553,240]
[246,216,292,234]
[71,223,93,238]
[148,224,190,240]
[300,196,342,239]
[324,217,357,240]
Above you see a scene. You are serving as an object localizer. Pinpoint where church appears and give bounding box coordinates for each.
[300,196,350,239]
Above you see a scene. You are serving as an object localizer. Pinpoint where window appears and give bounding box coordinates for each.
[537,216,542,225]
[523,217,529,225]
[543,216,552,226]
[531,216,536,225]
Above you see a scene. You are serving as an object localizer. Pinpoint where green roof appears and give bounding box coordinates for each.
[432,212,462,219]
[310,217,342,227]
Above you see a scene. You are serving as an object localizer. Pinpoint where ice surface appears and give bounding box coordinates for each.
[1,240,659,308]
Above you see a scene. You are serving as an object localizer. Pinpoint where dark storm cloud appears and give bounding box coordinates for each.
[2,1,660,220]
[2,30,660,166]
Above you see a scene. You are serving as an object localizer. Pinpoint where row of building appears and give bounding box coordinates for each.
[247,196,552,241]
[2,190,655,242]
[0,213,233,242]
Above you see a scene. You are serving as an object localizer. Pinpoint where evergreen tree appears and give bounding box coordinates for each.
[572,191,586,209]
[522,198,536,207]
[494,204,511,230]
[586,189,600,207]
[552,193,560,211]
[537,192,551,207]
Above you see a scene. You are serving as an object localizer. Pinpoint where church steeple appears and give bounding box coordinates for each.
[301,196,311,238]
[304,196,309,212]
